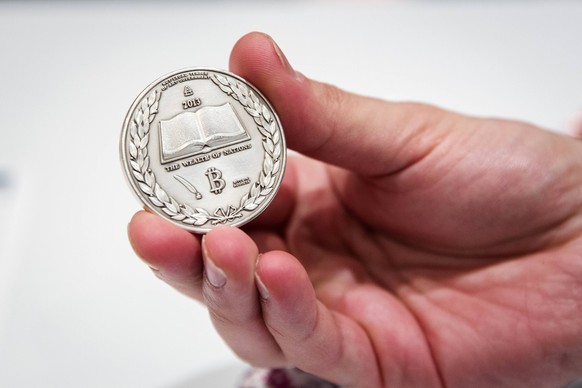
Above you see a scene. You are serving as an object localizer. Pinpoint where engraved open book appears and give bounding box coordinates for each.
[159,103,250,163]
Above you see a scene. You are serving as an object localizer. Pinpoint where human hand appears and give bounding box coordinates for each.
[128,32,582,387]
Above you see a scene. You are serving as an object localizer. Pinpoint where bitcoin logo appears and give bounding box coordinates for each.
[205,167,226,195]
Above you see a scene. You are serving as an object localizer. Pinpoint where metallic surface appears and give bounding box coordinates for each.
[120,68,286,233]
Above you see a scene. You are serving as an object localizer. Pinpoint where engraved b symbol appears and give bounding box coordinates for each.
[205,167,226,195]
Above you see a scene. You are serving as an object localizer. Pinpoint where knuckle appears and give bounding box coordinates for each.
[265,303,320,344]
[203,290,257,328]
[207,306,238,327]
[295,305,321,343]
[202,289,233,324]
[306,83,349,153]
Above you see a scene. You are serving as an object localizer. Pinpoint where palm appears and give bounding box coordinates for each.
[267,122,582,386]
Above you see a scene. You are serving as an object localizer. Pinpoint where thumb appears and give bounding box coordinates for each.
[229,32,449,176]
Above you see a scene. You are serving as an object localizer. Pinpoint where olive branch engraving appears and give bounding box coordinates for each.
[128,73,283,228]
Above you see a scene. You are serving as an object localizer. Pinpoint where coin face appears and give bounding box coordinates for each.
[120,68,286,233]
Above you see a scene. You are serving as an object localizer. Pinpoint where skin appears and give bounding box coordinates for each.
[570,112,582,138]
[128,32,582,387]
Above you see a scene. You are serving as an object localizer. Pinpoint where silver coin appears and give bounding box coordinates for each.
[120,68,286,233]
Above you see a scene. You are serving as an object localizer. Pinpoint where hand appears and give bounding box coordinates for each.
[128,32,582,387]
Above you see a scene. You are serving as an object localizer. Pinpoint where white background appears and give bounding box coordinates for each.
[1,1,581,387]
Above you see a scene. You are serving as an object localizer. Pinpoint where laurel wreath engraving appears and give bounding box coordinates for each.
[128,73,283,228]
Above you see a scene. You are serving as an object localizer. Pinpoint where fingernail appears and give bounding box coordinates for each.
[150,266,164,280]
[255,273,269,300]
[202,235,227,288]
[269,36,295,76]
[255,255,270,300]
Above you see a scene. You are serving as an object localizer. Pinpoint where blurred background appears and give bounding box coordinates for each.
[1,1,581,387]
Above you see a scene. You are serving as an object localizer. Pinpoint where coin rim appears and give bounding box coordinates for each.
[120,67,286,233]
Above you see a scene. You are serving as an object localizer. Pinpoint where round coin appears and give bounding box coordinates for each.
[120,68,286,233]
